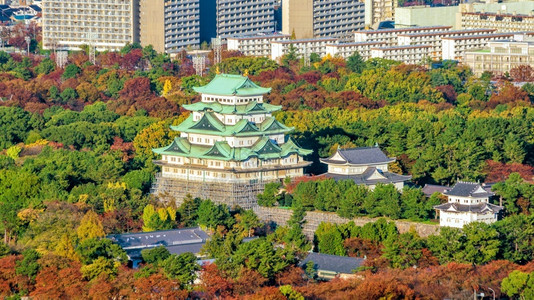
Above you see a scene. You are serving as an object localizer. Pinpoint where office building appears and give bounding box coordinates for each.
[42,0,139,51]
[282,0,365,40]
[465,34,534,76]
[151,74,312,209]
[227,33,290,57]
[140,0,200,54]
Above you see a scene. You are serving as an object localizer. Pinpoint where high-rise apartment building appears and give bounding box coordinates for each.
[282,0,365,40]
[140,0,200,54]
[216,0,276,39]
[364,0,396,29]
[42,0,139,51]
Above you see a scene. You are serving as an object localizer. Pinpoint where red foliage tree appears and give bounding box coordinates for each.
[484,160,534,183]
[133,273,189,300]
[198,263,234,299]
[510,65,534,82]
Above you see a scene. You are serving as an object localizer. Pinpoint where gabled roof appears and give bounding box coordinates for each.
[320,146,395,166]
[153,137,311,161]
[182,100,282,115]
[299,253,365,274]
[171,113,292,137]
[434,202,503,213]
[444,182,494,198]
[422,184,450,197]
[324,167,411,185]
[193,74,271,96]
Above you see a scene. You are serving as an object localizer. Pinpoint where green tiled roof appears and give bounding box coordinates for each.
[193,74,271,96]
[170,113,293,137]
[182,101,282,115]
[153,137,312,161]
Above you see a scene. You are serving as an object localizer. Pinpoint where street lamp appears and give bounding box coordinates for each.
[488,287,496,300]
[25,36,30,55]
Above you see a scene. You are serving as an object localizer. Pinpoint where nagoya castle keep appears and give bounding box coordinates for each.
[151,74,312,209]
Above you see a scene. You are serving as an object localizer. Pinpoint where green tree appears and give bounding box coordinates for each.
[142,204,175,232]
[35,58,55,75]
[16,249,41,280]
[494,214,534,264]
[462,222,500,265]
[346,51,365,73]
[501,270,534,300]
[197,200,233,230]
[257,182,281,207]
[315,222,345,256]
[338,184,368,218]
[161,252,200,287]
[233,210,261,238]
[284,206,311,252]
[178,195,201,227]
[427,226,465,264]
[363,184,402,219]
[141,246,171,265]
[62,64,81,79]
[382,231,424,269]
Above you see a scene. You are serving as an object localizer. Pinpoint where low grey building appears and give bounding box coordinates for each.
[300,253,365,280]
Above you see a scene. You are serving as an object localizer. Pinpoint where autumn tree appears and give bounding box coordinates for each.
[77,210,105,242]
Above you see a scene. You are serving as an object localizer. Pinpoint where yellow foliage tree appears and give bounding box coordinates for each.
[55,234,79,261]
[163,79,172,96]
[77,210,105,241]
[133,120,181,161]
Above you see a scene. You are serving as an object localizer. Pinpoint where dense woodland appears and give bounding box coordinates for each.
[0,39,533,298]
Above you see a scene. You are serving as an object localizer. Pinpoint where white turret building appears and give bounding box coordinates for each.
[434,181,503,228]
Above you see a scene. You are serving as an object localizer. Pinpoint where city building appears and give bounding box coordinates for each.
[460,11,534,33]
[139,0,200,54]
[270,37,338,61]
[227,33,290,57]
[442,33,516,62]
[282,0,365,40]
[42,0,139,51]
[465,34,534,76]
[354,26,451,46]
[299,253,365,280]
[325,41,385,59]
[371,44,433,64]
[434,181,503,228]
[319,146,411,190]
[151,74,313,209]
[397,29,496,60]
[364,0,397,29]
[216,0,275,39]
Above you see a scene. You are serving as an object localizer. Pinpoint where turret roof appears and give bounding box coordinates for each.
[193,74,271,96]
[153,136,312,161]
[171,113,293,137]
[182,101,282,115]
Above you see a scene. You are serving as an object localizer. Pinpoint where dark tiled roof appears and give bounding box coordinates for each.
[321,147,394,165]
[324,167,411,185]
[299,253,365,274]
[107,227,209,250]
[434,202,503,213]
[444,182,494,198]
[422,184,450,197]
[125,243,206,259]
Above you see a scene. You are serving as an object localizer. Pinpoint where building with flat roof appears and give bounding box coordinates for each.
[282,0,365,40]
[216,0,275,39]
[465,34,534,76]
[371,44,433,65]
[151,74,312,209]
[461,11,534,33]
[434,181,502,228]
[270,37,338,60]
[320,146,411,190]
[364,0,397,29]
[397,28,496,60]
[139,0,200,54]
[42,0,139,51]
[442,32,517,61]
[354,26,452,46]
[299,253,365,280]
[227,33,290,57]
[325,41,385,59]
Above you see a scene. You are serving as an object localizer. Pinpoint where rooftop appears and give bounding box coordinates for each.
[321,146,395,166]
[299,253,365,274]
[107,227,209,250]
[443,181,495,198]
[434,202,503,213]
[193,74,271,96]
[354,25,451,35]
[324,167,411,185]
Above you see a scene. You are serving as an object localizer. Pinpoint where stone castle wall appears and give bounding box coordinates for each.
[253,206,440,240]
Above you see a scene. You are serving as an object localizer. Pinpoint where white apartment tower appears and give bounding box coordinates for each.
[42,0,140,51]
[216,0,276,39]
